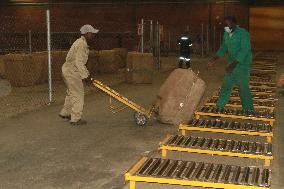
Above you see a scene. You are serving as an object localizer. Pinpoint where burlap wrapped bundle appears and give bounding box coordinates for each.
[0,55,6,79]
[4,53,40,87]
[113,48,128,68]
[98,50,120,74]
[51,51,68,81]
[32,51,48,84]
[126,52,154,84]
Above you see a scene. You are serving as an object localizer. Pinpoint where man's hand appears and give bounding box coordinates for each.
[226,60,239,74]
[82,75,92,86]
[207,56,218,69]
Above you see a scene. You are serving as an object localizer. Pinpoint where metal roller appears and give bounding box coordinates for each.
[162,160,179,177]
[210,164,223,183]
[191,162,205,180]
[240,167,250,185]
[220,165,232,183]
[145,158,162,176]
[203,138,213,149]
[202,163,214,181]
[249,167,260,186]
[259,169,270,187]
[173,161,187,179]
[232,141,242,153]
[186,137,198,147]
[230,166,241,184]
[153,159,171,177]
[183,136,193,146]
[183,161,196,179]
[210,139,220,150]
[137,158,154,175]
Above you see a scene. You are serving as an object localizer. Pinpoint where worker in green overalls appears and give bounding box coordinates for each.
[208,16,254,111]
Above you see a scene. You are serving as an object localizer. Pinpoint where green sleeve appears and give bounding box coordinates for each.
[216,34,227,57]
[235,31,250,63]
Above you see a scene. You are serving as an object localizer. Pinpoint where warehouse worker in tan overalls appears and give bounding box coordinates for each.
[59,25,99,126]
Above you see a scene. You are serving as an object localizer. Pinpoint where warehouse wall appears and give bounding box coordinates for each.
[250,6,284,51]
[0,2,249,52]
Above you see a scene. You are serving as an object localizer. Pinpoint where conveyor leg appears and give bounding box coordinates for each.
[270,121,274,127]
[130,181,136,189]
[265,159,270,167]
[162,149,167,158]
[267,136,272,143]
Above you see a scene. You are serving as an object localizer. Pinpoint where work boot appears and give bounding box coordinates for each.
[70,119,87,126]
[59,114,71,120]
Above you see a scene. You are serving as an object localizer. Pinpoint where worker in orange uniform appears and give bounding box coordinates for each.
[59,25,99,126]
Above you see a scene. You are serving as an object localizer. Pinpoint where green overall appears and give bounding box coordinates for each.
[216,26,254,111]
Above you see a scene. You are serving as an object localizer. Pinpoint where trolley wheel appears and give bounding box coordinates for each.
[133,112,148,127]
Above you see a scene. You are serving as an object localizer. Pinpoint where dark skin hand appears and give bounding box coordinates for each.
[83,75,92,86]
[226,60,239,74]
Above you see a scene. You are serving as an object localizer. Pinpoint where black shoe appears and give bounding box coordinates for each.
[70,119,87,126]
[59,114,71,120]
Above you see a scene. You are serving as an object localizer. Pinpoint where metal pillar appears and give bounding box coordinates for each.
[206,24,209,54]
[46,9,52,103]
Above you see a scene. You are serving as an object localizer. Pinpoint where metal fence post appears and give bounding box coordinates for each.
[150,20,153,53]
[206,24,209,54]
[46,9,52,104]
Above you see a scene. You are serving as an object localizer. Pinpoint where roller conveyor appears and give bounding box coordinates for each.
[250,78,275,84]
[195,107,275,126]
[213,92,277,102]
[125,157,271,189]
[206,97,275,111]
[179,118,273,142]
[249,82,276,89]
[160,135,273,166]
[232,87,276,95]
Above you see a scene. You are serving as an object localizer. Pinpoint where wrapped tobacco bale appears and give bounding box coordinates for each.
[0,55,6,79]
[51,51,68,81]
[157,68,206,125]
[113,48,128,68]
[32,51,48,84]
[98,50,120,74]
[4,53,40,87]
[126,52,154,84]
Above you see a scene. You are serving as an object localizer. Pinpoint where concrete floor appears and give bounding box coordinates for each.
[0,55,283,189]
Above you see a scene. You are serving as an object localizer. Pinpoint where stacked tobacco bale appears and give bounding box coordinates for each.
[32,51,48,83]
[113,48,128,68]
[4,53,40,87]
[0,55,6,78]
[51,51,68,81]
[126,52,154,84]
[97,50,121,73]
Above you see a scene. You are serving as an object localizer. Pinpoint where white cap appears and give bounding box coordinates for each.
[80,24,99,34]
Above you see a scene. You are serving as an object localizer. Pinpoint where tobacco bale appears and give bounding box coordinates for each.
[98,50,120,74]
[113,48,128,68]
[4,53,40,87]
[126,52,154,84]
[87,50,99,75]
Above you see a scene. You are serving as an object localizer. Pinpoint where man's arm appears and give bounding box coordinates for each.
[75,45,90,80]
